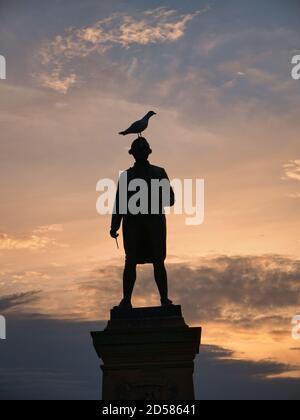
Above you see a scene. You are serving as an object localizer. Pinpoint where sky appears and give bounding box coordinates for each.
[0,0,300,400]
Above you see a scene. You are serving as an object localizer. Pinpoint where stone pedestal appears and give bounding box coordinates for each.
[91,305,201,400]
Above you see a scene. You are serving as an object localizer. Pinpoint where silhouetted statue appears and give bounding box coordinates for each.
[110,138,175,308]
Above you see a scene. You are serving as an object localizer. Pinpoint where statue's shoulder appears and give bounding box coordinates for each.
[126,166,137,180]
[149,164,166,175]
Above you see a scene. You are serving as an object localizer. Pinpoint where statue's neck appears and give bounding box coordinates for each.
[134,159,149,167]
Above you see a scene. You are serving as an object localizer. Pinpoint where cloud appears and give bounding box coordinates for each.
[33,225,64,234]
[283,160,300,182]
[8,270,50,286]
[0,225,65,251]
[0,316,299,400]
[0,291,41,312]
[196,345,300,400]
[162,255,300,327]
[0,232,53,251]
[0,316,102,400]
[76,255,300,329]
[199,345,295,379]
[37,7,203,93]
[1,254,298,329]
[39,71,77,94]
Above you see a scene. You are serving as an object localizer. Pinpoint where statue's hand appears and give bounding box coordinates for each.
[110,229,119,239]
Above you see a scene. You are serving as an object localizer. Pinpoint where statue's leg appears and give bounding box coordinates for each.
[153,261,172,305]
[122,259,137,304]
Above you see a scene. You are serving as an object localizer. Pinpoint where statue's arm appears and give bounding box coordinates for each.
[111,213,122,233]
[111,182,123,234]
[163,169,175,207]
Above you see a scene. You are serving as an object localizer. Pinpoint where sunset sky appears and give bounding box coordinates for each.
[0,0,300,399]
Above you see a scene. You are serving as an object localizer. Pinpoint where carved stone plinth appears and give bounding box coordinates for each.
[91,305,201,400]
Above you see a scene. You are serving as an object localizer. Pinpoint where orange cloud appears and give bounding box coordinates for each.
[37,7,204,93]
[0,225,65,251]
[39,70,77,94]
[283,160,300,182]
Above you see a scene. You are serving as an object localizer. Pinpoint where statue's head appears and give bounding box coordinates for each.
[129,138,152,161]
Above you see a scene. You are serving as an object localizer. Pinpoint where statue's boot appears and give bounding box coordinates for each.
[161,298,173,306]
[118,299,133,309]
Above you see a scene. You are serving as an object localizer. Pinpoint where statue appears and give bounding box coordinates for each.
[110,137,175,308]
[92,132,201,402]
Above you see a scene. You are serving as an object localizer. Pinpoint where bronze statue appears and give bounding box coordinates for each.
[110,138,175,308]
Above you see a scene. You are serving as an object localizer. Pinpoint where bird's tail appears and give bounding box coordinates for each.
[119,131,127,136]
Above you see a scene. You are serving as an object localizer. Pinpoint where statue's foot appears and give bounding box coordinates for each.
[118,299,133,309]
[161,298,173,306]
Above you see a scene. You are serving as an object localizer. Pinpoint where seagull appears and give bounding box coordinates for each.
[119,111,157,137]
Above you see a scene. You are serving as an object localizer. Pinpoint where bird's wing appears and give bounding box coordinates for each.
[125,120,142,133]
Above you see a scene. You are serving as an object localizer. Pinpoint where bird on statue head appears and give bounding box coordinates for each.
[119,111,157,137]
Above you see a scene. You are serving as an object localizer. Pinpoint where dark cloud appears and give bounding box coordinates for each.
[168,255,300,316]
[0,291,42,312]
[0,316,299,400]
[79,255,300,328]
[0,316,103,400]
[0,255,299,399]
[196,345,300,400]
[199,345,294,378]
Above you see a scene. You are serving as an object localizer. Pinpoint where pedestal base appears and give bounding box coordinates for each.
[91,305,201,400]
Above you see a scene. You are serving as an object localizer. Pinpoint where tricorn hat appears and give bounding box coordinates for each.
[129,137,152,156]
